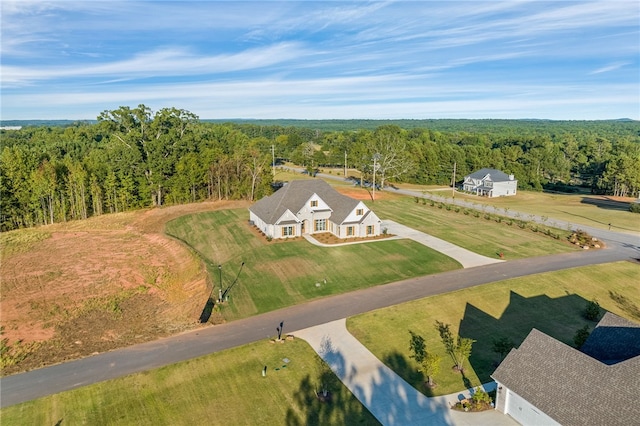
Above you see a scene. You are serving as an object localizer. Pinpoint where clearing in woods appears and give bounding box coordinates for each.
[0,185,390,375]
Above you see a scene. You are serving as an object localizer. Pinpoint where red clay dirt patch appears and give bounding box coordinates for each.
[0,200,248,375]
[333,185,396,201]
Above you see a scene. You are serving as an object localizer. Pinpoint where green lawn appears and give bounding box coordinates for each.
[0,339,379,426]
[165,209,461,321]
[426,189,640,234]
[368,196,579,259]
[347,261,640,396]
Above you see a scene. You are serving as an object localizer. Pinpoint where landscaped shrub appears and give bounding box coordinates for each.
[584,299,601,321]
[630,203,640,213]
[573,325,590,348]
[568,230,601,249]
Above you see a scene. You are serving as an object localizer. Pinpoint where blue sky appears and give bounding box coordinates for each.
[1,1,638,120]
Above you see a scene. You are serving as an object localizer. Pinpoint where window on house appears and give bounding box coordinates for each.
[282,226,294,237]
[347,226,354,236]
[356,208,363,216]
[310,200,318,207]
[366,225,374,235]
[314,219,326,231]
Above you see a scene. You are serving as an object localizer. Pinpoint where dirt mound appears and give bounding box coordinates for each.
[0,200,248,375]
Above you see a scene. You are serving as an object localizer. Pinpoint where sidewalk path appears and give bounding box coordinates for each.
[303,220,503,269]
[382,220,504,269]
[294,319,518,426]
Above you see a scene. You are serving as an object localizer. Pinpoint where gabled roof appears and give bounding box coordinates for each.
[491,314,639,426]
[249,179,361,225]
[466,168,514,182]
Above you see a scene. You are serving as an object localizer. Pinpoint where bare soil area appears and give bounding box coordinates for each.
[0,200,248,375]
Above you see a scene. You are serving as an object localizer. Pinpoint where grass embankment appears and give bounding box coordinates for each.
[369,195,579,259]
[347,261,640,397]
[0,339,379,426]
[165,208,460,321]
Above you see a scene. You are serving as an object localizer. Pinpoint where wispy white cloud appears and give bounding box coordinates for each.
[590,62,630,75]
[1,1,638,120]
[1,42,310,86]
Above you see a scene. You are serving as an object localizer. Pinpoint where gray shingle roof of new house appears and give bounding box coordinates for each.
[467,168,513,182]
[249,179,360,225]
[491,313,639,426]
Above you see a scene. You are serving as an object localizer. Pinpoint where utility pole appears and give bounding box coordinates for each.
[372,153,380,201]
[452,161,457,199]
[344,151,347,177]
[217,264,222,302]
[272,145,276,178]
[221,262,245,302]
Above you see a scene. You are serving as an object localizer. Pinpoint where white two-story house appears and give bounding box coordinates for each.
[249,179,381,240]
[462,168,517,197]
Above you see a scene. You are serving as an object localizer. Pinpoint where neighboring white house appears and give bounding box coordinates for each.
[249,179,381,240]
[491,312,639,426]
[462,168,517,197]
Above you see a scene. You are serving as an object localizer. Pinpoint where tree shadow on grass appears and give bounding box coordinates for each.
[198,297,214,323]
[580,197,631,212]
[288,334,452,426]
[285,337,379,426]
[381,350,433,397]
[458,291,595,383]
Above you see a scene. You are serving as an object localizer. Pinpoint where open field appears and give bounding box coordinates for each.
[165,207,459,322]
[427,189,640,234]
[347,261,640,397]
[0,201,247,375]
[0,338,379,426]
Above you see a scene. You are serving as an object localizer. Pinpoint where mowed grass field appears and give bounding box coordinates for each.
[347,261,640,397]
[366,195,580,259]
[426,189,640,234]
[0,339,379,426]
[165,208,461,321]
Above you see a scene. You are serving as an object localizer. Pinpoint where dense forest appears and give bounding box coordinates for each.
[1,105,639,231]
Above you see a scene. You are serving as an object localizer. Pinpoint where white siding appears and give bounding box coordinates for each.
[504,389,560,426]
[343,201,369,223]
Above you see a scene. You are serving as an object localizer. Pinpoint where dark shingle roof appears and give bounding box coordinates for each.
[249,179,360,225]
[580,311,640,364]
[491,315,639,426]
[467,168,513,182]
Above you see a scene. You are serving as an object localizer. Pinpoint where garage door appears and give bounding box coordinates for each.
[505,389,560,426]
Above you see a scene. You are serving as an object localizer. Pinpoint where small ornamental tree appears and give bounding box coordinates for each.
[584,299,601,321]
[420,352,441,387]
[408,331,426,364]
[574,325,590,349]
[435,321,476,371]
[492,336,516,362]
[454,337,475,371]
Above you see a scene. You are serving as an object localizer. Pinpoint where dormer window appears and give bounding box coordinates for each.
[310,200,318,207]
[356,208,364,216]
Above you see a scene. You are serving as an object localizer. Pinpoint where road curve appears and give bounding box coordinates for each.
[1,240,636,408]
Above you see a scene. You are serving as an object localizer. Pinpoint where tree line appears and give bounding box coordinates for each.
[1,105,639,231]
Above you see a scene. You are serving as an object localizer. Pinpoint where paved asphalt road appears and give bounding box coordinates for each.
[1,178,638,408]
